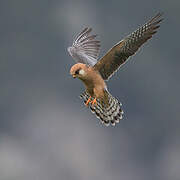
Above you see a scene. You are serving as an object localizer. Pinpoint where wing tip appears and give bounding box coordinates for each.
[149,12,164,24]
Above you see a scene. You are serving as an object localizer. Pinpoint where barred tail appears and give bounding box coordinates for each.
[80,90,124,126]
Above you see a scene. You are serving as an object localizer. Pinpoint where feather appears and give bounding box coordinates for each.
[93,13,163,80]
[68,27,100,66]
[80,90,124,126]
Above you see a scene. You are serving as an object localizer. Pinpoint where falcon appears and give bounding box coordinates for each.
[68,13,163,126]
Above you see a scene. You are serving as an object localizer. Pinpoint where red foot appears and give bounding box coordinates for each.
[85,96,91,106]
[91,98,97,106]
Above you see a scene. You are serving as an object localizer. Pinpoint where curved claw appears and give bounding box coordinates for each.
[85,96,92,106]
[91,98,97,106]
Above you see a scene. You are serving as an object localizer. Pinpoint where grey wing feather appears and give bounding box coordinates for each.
[68,27,100,66]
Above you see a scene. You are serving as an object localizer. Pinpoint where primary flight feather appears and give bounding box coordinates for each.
[68,13,163,126]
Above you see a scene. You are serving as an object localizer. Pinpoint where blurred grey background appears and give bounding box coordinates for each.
[0,0,180,180]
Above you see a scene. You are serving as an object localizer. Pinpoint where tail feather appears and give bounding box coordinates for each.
[80,90,124,126]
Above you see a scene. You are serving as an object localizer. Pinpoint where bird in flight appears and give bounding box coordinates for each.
[68,13,163,126]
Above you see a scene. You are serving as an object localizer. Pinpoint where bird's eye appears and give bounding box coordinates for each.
[75,69,80,74]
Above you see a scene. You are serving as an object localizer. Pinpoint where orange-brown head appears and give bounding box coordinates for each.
[70,63,88,79]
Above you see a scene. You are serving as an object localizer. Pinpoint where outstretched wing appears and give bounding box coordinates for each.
[93,13,163,80]
[68,27,100,66]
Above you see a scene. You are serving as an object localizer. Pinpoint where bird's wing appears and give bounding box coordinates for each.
[93,13,163,80]
[68,27,100,66]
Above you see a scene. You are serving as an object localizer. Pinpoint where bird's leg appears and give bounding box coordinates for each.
[91,98,97,106]
[85,96,92,106]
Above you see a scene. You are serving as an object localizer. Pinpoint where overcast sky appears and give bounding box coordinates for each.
[0,0,180,180]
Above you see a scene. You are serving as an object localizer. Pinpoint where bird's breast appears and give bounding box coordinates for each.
[82,69,106,97]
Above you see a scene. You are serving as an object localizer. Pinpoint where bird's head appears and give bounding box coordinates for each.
[70,63,88,80]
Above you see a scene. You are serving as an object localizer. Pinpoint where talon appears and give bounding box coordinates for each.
[85,96,91,106]
[92,98,97,106]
